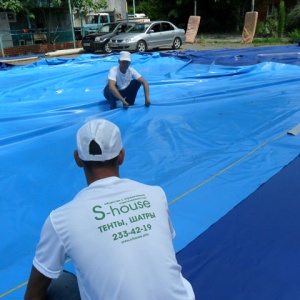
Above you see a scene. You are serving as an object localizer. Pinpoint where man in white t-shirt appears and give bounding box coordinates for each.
[103,51,151,110]
[24,119,195,300]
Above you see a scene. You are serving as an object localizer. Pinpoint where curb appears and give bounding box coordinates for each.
[45,48,85,57]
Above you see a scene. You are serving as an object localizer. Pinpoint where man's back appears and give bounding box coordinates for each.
[25,119,194,300]
[35,176,194,299]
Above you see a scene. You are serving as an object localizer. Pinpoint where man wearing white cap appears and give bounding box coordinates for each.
[103,51,151,110]
[25,119,195,300]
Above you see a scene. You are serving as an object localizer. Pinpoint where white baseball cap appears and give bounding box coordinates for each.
[76,119,123,161]
[119,51,131,62]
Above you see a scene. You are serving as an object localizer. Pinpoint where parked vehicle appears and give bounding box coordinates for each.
[108,21,186,52]
[81,13,111,37]
[82,22,136,53]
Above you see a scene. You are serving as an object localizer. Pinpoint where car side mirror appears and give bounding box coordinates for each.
[149,30,154,33]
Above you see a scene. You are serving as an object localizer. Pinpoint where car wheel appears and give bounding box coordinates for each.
[136,40,147,52]
[172,37,181,50]
[103,42,112,54]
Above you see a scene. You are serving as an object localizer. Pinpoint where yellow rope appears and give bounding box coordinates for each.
[168,131,287,206]
[168,139,269,205]
[0,259,72,298]
[0,282,28,298]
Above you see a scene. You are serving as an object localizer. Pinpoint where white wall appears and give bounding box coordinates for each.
[105,0,127,20]
[0,12,14,47]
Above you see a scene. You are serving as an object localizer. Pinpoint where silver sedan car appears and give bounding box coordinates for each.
[108,21,186,52]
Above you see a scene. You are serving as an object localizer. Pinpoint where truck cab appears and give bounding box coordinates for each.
[82,13,110,36]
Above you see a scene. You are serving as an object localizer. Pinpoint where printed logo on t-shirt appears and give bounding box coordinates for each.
[92,194,156,244]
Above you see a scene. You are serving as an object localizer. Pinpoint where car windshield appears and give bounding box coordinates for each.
[126,23,150,33]
[97,23,135,34]
[97,23,118,33]
[86,14,109,24]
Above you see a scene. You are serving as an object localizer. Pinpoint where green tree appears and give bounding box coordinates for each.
[71,0,107,16]
[0,0,35,18]
[277,1,285,37]
[0,0,24,13]
[129,0,255,32]
[286,2,300,30]
[130,0,172,21]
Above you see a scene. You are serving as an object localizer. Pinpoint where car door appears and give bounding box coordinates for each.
[146,23,162,49]
[160,22,176,46]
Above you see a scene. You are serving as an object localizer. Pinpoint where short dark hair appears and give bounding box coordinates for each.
[82,155,119,170]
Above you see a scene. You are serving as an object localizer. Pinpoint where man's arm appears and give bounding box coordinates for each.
[24,265,52,300]
[138,76,151,107]
[108,79,129,109]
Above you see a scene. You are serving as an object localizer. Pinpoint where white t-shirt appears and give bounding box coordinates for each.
[108,66,141,90]
[33,177,195,300]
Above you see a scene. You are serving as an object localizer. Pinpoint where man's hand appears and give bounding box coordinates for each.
[122,101,129,109]
[145,99,151,107]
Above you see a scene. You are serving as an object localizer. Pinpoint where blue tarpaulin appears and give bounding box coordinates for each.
[1,45,300,299]
[177,153,300,300]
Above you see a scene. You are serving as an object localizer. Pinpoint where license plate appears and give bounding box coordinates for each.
[83,43,90,46]
[111,44,119,48]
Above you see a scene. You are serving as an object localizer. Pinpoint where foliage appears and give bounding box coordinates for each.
[286,3,300,31]
[288,29,300,43]
[0,0,107,17]
[71,0,107,16]
[0,0,24,13]
[129,0,248,32]
[277,1,285,37]
[0,0,68,19]
[133,0,171,21]
[252,37,288,45]
[1,0,107,43]
[256,9,278,38]
[198,35,291,47]
[0,0,36,18]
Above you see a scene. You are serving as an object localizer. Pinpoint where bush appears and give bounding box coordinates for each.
[286,4,300,31]
[288,29,300,44]
[256,9,278,38]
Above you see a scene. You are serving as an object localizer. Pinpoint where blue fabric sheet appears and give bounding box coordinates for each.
[166,44,300,66]
[1,46,300,298]
[177,154,300,300]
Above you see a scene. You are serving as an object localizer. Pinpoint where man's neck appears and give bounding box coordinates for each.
[85,168,119,185]
[119,66,127,74]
